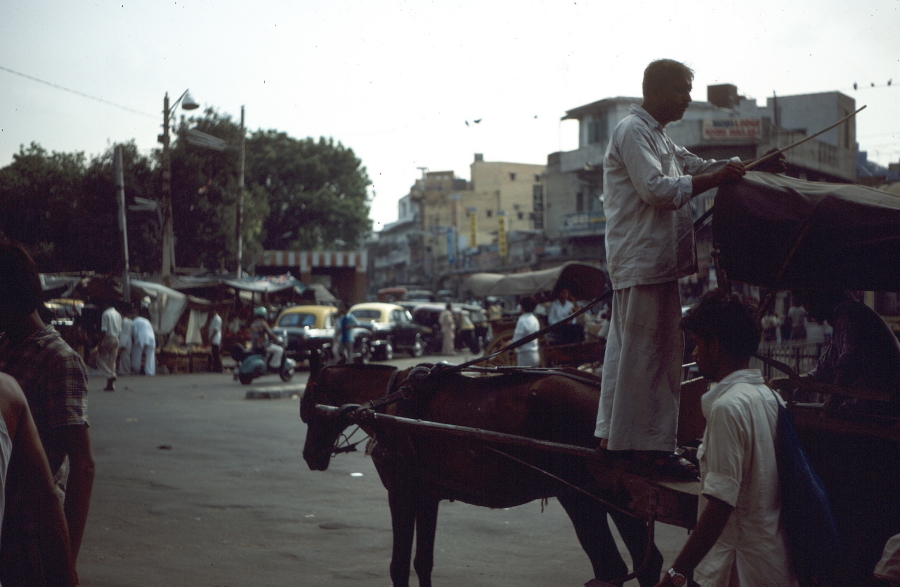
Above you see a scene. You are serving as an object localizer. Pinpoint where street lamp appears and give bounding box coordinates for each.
[159,89,199,285]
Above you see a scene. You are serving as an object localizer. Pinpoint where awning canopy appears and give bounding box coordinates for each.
[467,261,609,300]
[713,172,900,291]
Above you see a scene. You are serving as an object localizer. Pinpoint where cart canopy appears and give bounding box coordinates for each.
[467,261,609,300]
[713,172,900,292]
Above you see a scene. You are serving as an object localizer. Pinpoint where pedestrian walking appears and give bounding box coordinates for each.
[98,304,122,390]
[208,310,222,373]
[131,305,156,376]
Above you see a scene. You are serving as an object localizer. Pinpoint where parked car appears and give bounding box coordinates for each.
[411,303,490,354]
[348,302,427,360]
[273,305,372,364]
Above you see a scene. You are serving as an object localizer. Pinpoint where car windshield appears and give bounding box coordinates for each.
[351,309,383,321]
[278,313,317,327]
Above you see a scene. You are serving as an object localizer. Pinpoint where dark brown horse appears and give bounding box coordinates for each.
[301,359,662,587]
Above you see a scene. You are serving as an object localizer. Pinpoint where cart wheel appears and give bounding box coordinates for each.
[483,330,517,367]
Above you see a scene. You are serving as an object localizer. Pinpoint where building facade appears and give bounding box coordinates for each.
[542,84,859,274]
[367,155,546,296]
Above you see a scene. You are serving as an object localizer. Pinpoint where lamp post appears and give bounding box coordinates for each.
[159,89,199,285]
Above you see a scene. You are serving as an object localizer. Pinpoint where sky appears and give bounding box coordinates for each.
[2,0,898,233]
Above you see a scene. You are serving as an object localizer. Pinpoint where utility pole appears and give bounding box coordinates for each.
[417,166,429,284]
[236,105,245,278]
[161,93,174,286]
[115,146,131,302]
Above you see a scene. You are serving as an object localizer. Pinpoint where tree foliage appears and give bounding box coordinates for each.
[246,132,372,251]
[0,108,372,274]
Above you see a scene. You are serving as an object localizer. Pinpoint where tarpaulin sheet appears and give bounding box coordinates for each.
[467,261,609,300]
[713,172,900,291]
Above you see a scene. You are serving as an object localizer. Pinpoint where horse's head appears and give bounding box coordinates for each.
[300,362,398,471]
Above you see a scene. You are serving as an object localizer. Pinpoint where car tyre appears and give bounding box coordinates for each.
[410,335,424,358]
[380,342,394,361]
[355,340,371,364]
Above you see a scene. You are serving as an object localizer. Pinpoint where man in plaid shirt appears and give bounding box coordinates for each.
[0,237,94,586]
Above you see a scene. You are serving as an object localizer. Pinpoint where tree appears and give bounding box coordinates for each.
[82,142,158,273]
[0,109,373,275]
[244,131,372,251]
[168,109,269,272]
[0,143,88,271]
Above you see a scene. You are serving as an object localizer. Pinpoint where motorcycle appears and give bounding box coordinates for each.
[231,337,297,385]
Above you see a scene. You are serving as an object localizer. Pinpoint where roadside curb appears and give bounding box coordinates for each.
[244,385,305,400]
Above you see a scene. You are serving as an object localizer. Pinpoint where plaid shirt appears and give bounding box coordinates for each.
[0,325,88,584]
[0,325,89,442]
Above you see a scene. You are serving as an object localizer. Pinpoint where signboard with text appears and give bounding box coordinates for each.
[702,118,761,140]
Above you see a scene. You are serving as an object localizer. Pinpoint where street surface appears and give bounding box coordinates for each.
[78,353,688,586]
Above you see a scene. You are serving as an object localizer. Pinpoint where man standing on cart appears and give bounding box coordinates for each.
[594,58,784,477]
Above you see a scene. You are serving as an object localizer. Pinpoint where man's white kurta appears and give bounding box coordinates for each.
[694,369,796,587]
[595,282,683,450]
[596,105,729,451]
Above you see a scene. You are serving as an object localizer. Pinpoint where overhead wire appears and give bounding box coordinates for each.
[0,64,157,119]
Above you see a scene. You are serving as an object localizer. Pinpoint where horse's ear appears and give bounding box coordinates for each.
[309,348,321,380]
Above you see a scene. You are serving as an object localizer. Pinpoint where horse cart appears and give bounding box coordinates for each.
[301,172,900,587]
[468,261,610,369]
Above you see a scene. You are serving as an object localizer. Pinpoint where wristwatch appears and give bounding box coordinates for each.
[667,567,687,587]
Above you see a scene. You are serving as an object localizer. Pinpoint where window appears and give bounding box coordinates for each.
[517,212,524,220]
[509,172,517,181]
[486,210,493,218]
[587,118,608,145]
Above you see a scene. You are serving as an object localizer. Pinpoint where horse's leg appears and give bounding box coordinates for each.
[608,508,663,587]
[387,487,416,587]
[412,496,440,587]
[557,491,629,586]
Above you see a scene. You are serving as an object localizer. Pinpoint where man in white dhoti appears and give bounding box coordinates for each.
[594,59,784,478]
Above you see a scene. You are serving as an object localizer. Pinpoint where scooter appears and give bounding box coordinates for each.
[231,337,297,385]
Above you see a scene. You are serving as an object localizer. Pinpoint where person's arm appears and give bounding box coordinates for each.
[617,125,694,210]
[1,377,78,587]
[46,425,95,562]
[654,496,734,586]
[690,161,746,197]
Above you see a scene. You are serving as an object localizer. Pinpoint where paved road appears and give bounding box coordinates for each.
[77,354,688,586]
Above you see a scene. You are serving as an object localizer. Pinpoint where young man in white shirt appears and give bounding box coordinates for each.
[657,290,795,587]
[512,296,541,367]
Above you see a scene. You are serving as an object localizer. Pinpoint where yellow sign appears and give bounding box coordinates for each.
[468,208,477,248]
